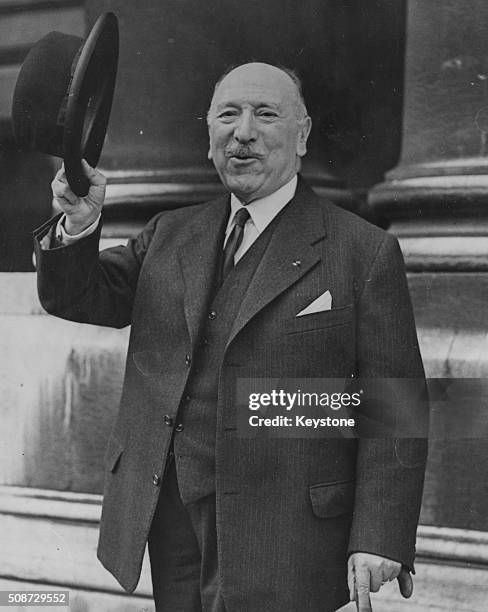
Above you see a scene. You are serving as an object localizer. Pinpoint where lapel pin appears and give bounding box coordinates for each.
[292,260,301,267]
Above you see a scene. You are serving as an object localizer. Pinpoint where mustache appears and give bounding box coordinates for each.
[225,146,264,159]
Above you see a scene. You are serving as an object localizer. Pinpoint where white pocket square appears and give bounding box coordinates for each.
[296,290,332,316]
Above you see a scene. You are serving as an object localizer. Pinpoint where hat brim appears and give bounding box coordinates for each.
[64,12,118,196]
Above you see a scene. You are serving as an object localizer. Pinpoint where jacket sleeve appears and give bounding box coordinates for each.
[347,232,429,572]
[33,212,163,329]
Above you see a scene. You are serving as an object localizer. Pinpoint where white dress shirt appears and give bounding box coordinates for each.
[54,174,298,253]
[55,212,100,245]
[223,174,297,264]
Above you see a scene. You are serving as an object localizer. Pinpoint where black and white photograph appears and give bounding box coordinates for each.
[0,1,487,611]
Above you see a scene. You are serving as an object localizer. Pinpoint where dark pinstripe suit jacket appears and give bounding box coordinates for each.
[34,177,427,612]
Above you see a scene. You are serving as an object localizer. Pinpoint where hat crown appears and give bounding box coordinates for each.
[12,32,83,156]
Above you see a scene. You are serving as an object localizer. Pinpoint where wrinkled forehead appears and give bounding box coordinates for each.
[210,65,299,111]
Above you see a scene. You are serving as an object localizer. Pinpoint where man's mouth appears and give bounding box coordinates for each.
[226,149,262,161]
[231,155,256,161]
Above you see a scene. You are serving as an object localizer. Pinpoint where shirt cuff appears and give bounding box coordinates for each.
[56,214,101,245]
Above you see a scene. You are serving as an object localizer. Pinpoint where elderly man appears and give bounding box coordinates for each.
[34,62,427,612]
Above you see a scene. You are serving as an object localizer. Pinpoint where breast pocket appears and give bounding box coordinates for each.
[287,304,354,335]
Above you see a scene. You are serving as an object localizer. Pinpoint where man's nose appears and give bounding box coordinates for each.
[233,111,257,143]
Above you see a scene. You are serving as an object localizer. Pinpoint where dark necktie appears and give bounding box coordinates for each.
[221,207,251,281]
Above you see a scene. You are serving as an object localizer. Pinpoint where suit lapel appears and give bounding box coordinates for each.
[227,178,327,347]
[178,195,229,347]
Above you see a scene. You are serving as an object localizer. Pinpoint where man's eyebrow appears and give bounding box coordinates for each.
[213,102,238,110]
[255,102,281,110]
[213,100,282,111]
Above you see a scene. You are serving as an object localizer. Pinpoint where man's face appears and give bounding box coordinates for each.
[207,63,311,203]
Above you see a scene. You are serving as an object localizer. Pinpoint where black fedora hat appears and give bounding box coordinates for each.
[12,12,119,196]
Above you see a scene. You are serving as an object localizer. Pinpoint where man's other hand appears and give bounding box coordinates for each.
[347,552,413,611]
[51,160,106,235]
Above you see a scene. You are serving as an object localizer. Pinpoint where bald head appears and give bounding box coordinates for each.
[206,62,312,203]
[208,62,308,122]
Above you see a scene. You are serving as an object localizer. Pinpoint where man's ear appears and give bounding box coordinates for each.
[297,116,312,157]
[208,147,213,161]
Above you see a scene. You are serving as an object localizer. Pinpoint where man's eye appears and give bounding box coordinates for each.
[218,110,238,119]
[258,111,279,119]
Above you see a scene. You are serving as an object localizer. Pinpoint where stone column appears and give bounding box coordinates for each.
[371,0,488,270]
[370,0,488,534]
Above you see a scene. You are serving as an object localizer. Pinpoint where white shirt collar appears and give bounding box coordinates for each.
[227,174,298,235]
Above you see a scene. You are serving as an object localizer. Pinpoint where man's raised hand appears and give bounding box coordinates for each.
[348,552,413,611]
[51,160,106,235]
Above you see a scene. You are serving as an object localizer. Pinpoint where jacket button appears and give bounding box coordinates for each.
[164,415,173,426]
[175,423,184,432]
[152,473,161,486]
[185,354,192,367]
[208,310,217,320]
